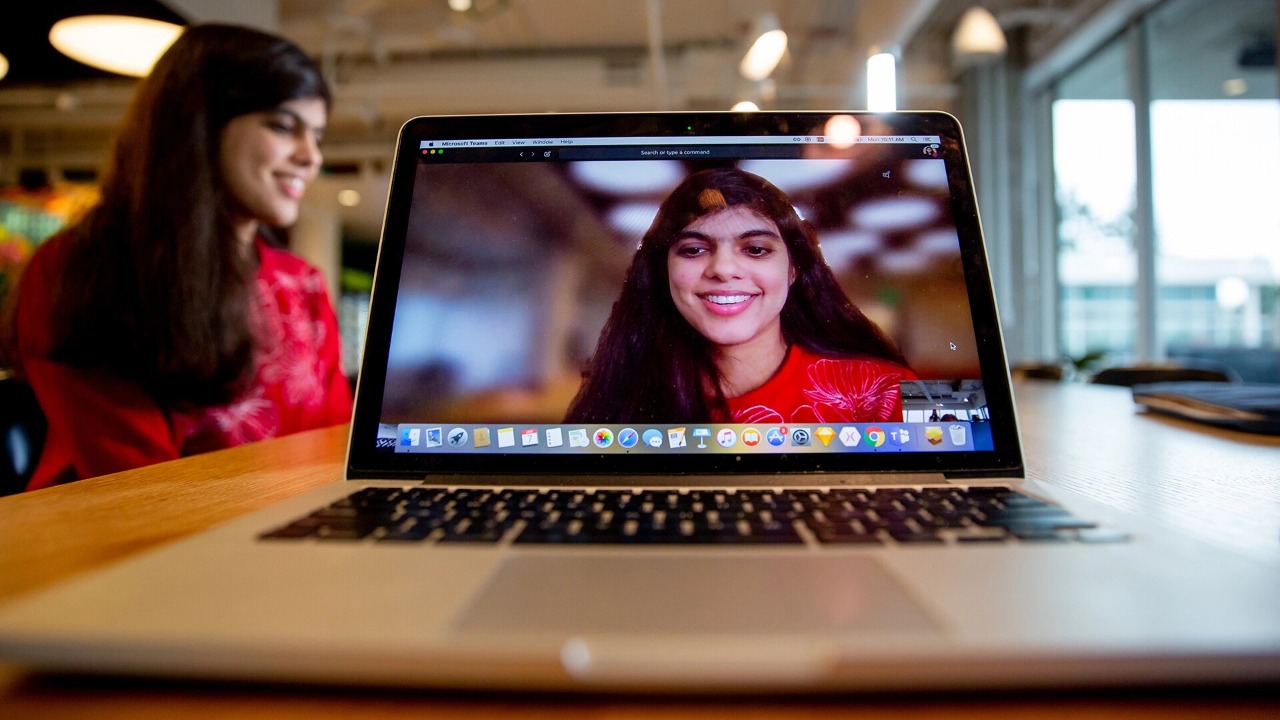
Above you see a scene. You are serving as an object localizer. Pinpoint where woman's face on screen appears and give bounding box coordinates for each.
[667,204,794,354]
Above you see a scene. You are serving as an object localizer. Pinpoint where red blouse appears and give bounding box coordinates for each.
[13,233,353,491]
[725,345,916,424]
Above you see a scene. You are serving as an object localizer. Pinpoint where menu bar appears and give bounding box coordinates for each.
[419,135,942,149]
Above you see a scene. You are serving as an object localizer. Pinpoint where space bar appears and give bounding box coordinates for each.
[514,523,803,544]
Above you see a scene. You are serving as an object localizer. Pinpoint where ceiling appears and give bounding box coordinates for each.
[0,1,186,84]
[0,0,1178,240]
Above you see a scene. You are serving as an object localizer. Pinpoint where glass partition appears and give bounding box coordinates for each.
[1147,0,1279,380]
[1052,38,1137,365]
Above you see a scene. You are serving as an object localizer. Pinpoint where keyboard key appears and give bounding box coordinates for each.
[1075,528,1132,543]
[813,528,883,545]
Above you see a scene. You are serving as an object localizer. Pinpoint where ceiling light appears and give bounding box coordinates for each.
[904,159,949,189]
[0,53,8,82]
[916,229,963,257]
[731,101,760,112]
[54,92,79,112]
[878,249,933,275]
[337,189,362,208]
[1215,277,1249,310]
[850,197,940,231]
[815,230,881,270]
[740,159,853,194]
[739,12,787,82]
[1223,78,1248,97]
[952,6,1007,64]
[824,115,861,149]
[607,202,662,241]
[449,0,473,11]
[867,51,897,112]
[570,160,684,195]
[49,15,183,78]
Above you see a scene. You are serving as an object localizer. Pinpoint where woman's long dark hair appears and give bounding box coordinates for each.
[565,167,908,424]
[43,23,330,405]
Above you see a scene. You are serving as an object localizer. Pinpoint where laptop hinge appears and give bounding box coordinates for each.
[396,473,954,488]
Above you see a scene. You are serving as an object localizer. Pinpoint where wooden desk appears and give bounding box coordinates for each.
[1,380,1276,717]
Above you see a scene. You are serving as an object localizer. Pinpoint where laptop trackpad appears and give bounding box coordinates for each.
[454,554,940,636]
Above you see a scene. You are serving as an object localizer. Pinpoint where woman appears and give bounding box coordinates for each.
[0,24,352,490]
[565,167,913,425]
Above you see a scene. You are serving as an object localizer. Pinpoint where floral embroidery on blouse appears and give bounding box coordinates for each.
[251,266,329,410]
[798,359,905,422]
[727,347,913,425]
[172,242,340,451]
[207,389,278,443]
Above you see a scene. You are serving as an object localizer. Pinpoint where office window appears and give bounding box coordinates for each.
[1052,38,1137,363]
[1049,0,1278,375]
[1147,0,1280,356]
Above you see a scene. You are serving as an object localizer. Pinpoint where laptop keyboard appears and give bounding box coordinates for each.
[259,486,1127,546]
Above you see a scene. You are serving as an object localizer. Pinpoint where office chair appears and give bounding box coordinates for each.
[1010,362,1064,381]
[1088,364,1232,388]
[1166,346,1277,384]
[0,375,46,496]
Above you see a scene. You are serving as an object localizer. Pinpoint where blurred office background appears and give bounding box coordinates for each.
[0,0,1276,384]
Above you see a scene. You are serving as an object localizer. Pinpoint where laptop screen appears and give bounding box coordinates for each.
[347,112,1022,480]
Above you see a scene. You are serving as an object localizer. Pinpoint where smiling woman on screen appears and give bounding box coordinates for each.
[565,167,915,425]
[0,24,352,491]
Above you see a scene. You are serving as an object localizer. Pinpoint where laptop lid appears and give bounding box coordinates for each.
[346,111,1022,482]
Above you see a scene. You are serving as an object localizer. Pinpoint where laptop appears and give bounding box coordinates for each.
[0,111,1277,691]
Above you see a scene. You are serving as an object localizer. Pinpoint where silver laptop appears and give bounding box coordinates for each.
[1,111,1277,691]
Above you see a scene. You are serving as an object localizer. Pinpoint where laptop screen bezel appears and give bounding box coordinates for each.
[346,111,1024,480]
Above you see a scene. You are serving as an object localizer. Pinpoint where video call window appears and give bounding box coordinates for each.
[380,152,981,435]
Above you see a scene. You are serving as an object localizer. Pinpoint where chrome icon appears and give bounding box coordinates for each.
[865,426,886,448]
